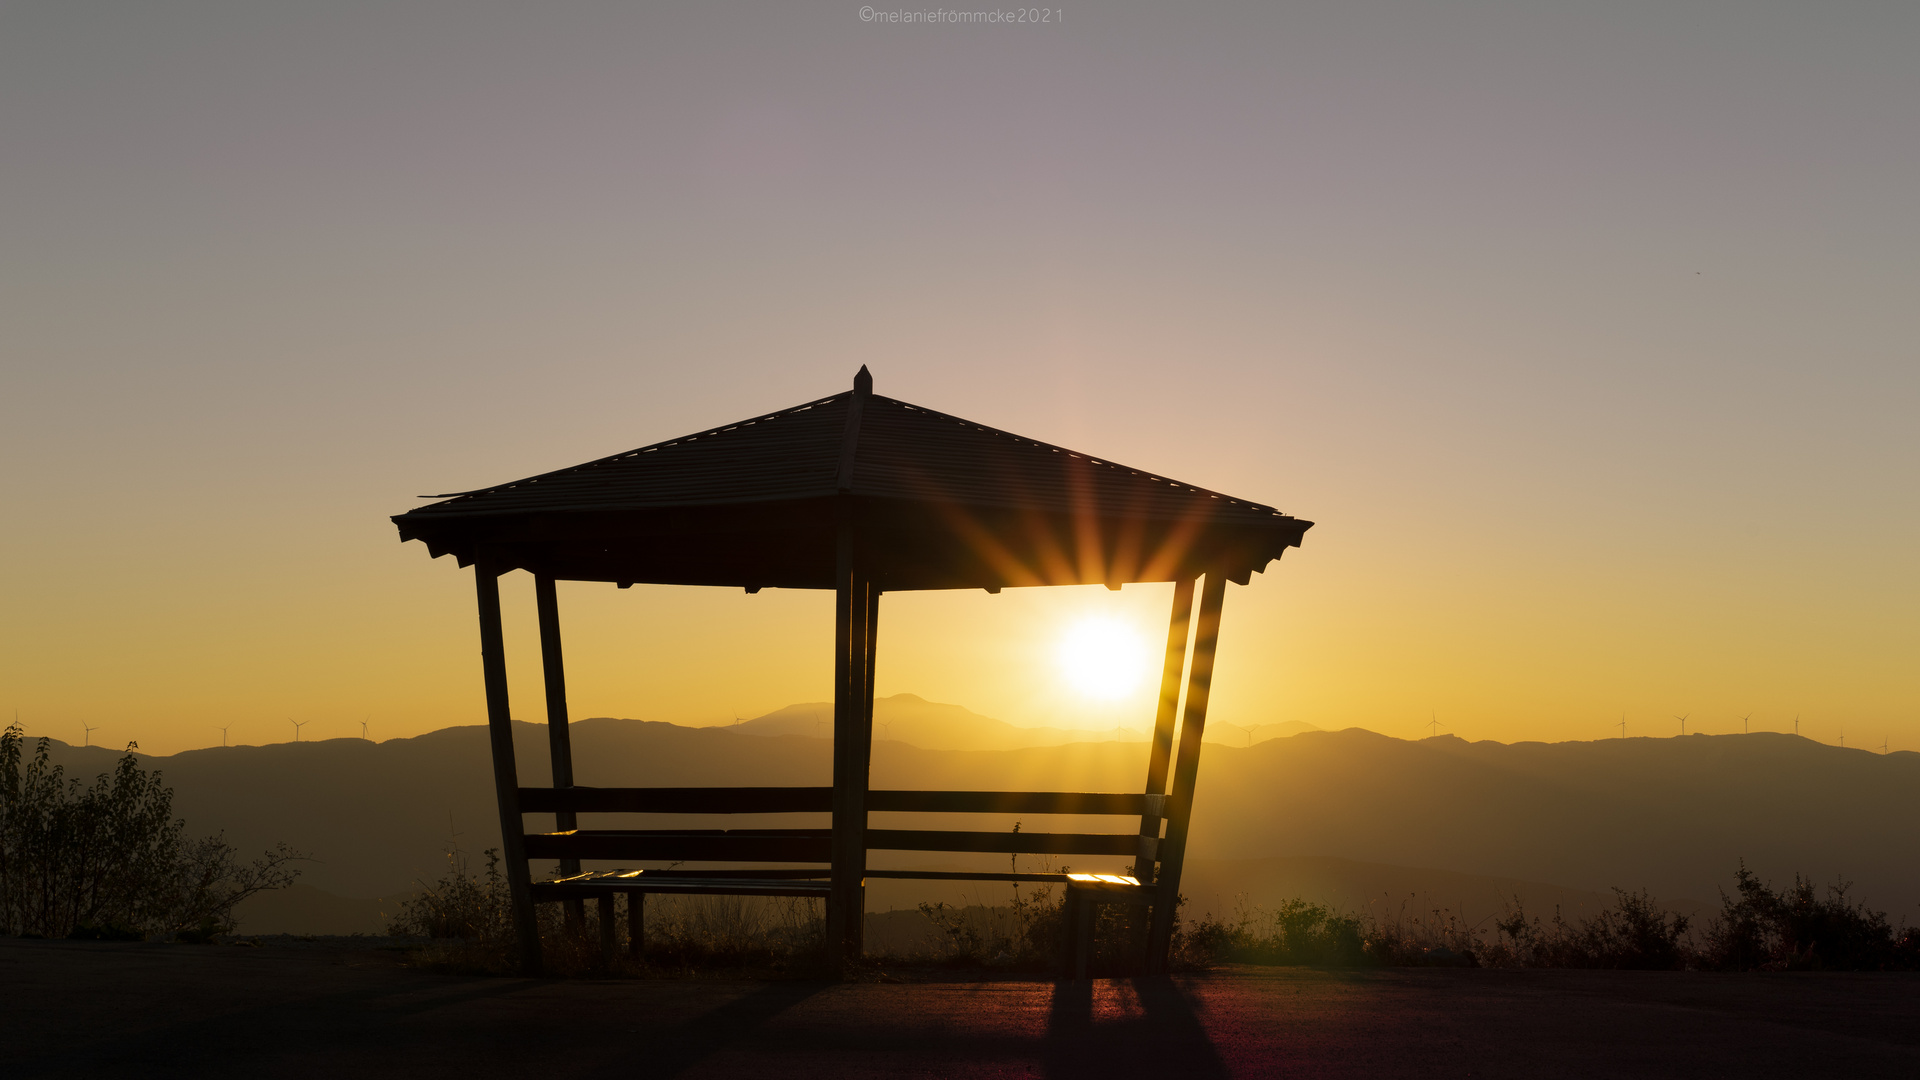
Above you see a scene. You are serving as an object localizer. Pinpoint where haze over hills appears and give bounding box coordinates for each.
[723,694,1319,751]
[25,698,1920,935]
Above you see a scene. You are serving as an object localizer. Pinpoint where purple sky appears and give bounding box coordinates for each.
[2,2,1914,753]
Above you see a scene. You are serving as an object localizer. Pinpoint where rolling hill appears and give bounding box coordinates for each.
[24,700,1919,935]
[723,693,1318,750]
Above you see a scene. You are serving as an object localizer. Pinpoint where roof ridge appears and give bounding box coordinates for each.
[867,394,1285,517]
[418,390,850,502]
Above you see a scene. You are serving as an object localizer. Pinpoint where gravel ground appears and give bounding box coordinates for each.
[4,938,1916,1078]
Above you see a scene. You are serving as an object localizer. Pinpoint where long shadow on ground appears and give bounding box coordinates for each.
[1045,977,1229,1080]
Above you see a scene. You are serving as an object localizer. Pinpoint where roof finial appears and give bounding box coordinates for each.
[838,368,871,491]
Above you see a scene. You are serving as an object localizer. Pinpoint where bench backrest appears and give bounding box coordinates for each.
[518,786,1164,867]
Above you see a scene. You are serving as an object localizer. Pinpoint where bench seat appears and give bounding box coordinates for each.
[529,867,1147,897]
[527,867,1147,977]
[531,870,834,901]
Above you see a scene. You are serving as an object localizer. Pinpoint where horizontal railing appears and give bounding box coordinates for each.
[517,786,1164,817]
[874,791,1164,816]
[520,787,827,814]
[868,829,1156,859]
[523,828,1158,863]
[525,829,829,862]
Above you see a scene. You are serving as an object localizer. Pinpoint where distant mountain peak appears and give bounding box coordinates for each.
[719,695,1317,752]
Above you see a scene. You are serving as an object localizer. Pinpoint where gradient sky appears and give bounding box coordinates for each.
[2,2,1913,756]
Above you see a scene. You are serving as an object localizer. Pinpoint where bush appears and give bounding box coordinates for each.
[916,877,1070,969]
[0,723,303,939]
[1183,898,1369,967]
[1485,889,1690,969]
[1699,862,1917,971]
[387,846,514,943]
[1186,865,1919,972]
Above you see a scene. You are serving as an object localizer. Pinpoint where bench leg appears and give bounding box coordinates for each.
[627,892,644,961]
[1057,890,1075,977]
[1061,888,1098,980]
[1074,894,1096,981]
[597,894,616,967]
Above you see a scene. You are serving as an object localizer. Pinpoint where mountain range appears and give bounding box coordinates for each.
[22,696,1919,935]
[722,693,1318,750]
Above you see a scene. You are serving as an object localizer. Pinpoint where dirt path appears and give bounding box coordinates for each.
[5,940,1916,1078]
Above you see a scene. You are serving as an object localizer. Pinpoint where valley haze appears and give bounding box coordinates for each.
[25,695,1917,937]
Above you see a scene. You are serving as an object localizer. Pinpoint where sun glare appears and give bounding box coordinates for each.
[1057,617,1150,700]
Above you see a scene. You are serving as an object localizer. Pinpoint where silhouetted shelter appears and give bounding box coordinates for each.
[392,368,1311,974]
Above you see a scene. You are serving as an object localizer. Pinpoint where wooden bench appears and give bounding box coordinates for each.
[517,785,1165,974]
[531,868,834,963]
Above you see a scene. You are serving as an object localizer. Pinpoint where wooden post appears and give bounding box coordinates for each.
[1058,888,1082,977]
[1135,577,1196,881]
[627,892,645,960]
[597,893,616,966]
[1074,894,1096,980]
[534,574,584,931]
[1145,572,1227,973]
[855,579,879,956]
[827,524,875,967]
[474,560,543,975]
[827,532,854,969]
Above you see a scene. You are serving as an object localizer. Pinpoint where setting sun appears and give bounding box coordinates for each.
[1056,616,1151,700]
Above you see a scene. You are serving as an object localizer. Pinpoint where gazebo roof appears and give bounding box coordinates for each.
[393,369,1311,591]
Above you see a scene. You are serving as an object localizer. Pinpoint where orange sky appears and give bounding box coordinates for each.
[1,3,1913,755]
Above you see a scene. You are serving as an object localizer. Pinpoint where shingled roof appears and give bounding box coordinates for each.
[393,369,1311,591]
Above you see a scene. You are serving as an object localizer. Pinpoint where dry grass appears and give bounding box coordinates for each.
[386,847,1920,978]
[1184,864,1920,971]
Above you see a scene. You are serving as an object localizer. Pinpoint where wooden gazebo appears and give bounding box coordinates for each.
[392,368,1310,974]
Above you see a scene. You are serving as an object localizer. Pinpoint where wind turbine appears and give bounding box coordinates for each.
[1877,737,1890,754]
[1427,712,1444,738]
[1675,714,1689,737]
[289,717,309,742]
[214,724,231,747]
[361,714,370,740]
[1741,713,1751,734]
[1618,713,1627,739]
[82,722,99,748]
[1794,714,1800,735]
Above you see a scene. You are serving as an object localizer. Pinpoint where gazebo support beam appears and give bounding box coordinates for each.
[474,561,542,975]
[1135,577,1196,880]
[827,528,877,967]
[859,577,879,954]
[535,574,584,931]
[1145,572,1227,973]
